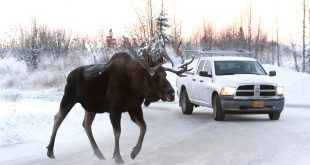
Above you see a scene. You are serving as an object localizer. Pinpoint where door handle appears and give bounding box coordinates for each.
[192,79,196,81]
[200,80,203,82]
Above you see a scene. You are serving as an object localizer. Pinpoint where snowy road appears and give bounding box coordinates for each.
[1,101,310,165]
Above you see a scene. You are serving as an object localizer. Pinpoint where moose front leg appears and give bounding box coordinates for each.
[128,108,147,160]
[47,110,68,159]
[110,112,124,164]
[46,102,74,158]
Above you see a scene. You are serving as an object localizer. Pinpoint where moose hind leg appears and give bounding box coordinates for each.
[82,111,105,159]
[128,108,147,160]
[110,112,124,164]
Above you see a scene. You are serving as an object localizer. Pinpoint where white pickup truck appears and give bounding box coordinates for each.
[176,56,285,121]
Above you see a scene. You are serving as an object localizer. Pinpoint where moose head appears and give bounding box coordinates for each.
[124,38,194,106]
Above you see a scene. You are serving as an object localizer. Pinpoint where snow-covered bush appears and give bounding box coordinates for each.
[0,58,27,75]
[0,54,88,90]
[0,58,28,88]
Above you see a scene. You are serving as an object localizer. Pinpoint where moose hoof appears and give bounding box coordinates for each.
[113,154,125,164]
[131,146,141,160]
[47,150,55,159]
[114,157,125,164]
[95,151,105,160]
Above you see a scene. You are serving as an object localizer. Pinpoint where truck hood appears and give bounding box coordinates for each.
[214,74,278,87]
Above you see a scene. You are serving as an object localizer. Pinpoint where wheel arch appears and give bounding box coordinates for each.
[179,85,186,97]
[179,85,187,104]
[180,85,186,92]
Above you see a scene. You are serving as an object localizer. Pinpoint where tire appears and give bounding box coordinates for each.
[212,94,225,121]
[269,113,281,120]
[180,89,193,114]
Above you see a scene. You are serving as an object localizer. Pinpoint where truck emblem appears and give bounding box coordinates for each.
[255,88,260,94]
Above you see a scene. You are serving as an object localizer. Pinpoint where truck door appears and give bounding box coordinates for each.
[198,61,213,106]
[191,60,206,101]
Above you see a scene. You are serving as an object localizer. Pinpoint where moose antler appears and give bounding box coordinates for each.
[163,57,195,76]
[123,38,162,76]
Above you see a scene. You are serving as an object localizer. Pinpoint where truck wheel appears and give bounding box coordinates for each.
[180,89,193,114]
[212,95,225,121]
[269,113,281,120]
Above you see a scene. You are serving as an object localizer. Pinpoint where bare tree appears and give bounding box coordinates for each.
[216,27,230,50]
[291,43,300,72]
[9,18,74,70]
[254,19,261,60]
[200,21,214,50]
[302,0,306,72]
[275,15,281,66]
[129,0,156,44]
[246,0,253,52]
[148,0,154,42]
[17,18,42,70]
[237,26,246,50]
[253,17,268,62]
[170,1,182,48]
[106,29,117,48]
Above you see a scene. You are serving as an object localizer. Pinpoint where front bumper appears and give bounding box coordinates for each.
[220,96,285,114]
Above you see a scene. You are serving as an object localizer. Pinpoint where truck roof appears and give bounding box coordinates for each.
[200,56,257,62]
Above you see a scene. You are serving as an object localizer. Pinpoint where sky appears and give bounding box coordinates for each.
[0,0,304,44]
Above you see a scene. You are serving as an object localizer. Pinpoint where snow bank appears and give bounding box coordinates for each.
[0,100,58,147]
[0,98,110,148]
[263,64,310,106]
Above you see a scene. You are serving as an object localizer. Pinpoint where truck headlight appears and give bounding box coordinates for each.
[277,86,284,96]
[220,87,236,96]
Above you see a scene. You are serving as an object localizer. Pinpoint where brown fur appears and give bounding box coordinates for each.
[46,52,174,163]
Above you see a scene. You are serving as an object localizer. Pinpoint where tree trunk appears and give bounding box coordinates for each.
[302,0,306,72]
[291,43,300,72]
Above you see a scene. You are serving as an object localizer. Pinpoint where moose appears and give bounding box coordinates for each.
[46,41,193,164]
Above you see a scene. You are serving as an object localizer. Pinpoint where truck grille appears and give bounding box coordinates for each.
[236,85,276,97]
[236,85,254,96]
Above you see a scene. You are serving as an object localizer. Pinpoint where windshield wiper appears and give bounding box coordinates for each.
[218,73,235,75]
[241,73,263,75]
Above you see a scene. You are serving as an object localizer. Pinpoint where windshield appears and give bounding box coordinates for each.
[214,61,267,75]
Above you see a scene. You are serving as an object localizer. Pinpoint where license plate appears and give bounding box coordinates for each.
[253,101,264,108]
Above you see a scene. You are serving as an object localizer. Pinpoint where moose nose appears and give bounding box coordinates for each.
[168,92,175,102]
[166,88,175,102]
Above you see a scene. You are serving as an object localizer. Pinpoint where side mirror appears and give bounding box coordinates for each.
[199,71,212,77]
[269,71,276,77]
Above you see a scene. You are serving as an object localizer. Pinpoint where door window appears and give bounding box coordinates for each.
[203,61,212,74]
[196,60,206,74]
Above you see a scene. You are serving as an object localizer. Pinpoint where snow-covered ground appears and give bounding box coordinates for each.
[1,101,310,165]
[0,60,310,164]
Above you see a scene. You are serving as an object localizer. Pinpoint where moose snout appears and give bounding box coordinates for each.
[164,87,175,102]
[166,92,175,102]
